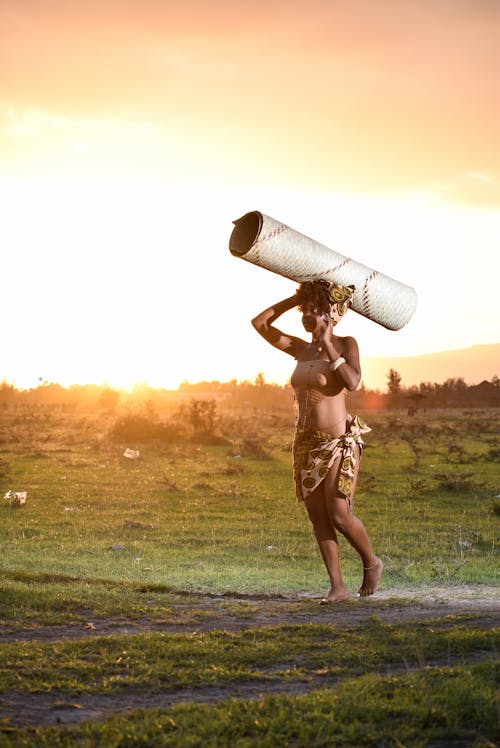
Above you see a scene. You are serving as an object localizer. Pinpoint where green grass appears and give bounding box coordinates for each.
[3,663,497,746]
[1,408,498,594]
[0,570,419,633]
[0,405,498,746]
[0,572,214,626]
[0,618,497,695]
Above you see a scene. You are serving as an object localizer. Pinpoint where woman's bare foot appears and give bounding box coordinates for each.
[357,558,383,597]
[319,585,351,605]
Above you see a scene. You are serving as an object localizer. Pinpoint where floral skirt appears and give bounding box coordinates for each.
[292,415,371,510]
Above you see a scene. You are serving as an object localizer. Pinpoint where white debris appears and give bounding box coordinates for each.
[123,448,140,460]
[4,491,27,506]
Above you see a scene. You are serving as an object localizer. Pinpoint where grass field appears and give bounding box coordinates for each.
[0,404,498,745]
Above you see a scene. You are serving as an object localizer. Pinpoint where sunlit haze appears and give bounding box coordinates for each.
[1,0,498,391]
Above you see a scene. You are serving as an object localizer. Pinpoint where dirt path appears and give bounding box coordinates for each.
[1,649,496,730]
[0,586,498,730]
[1,585,498,642]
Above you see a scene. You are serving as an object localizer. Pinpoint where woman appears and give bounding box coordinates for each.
[251,280,382,604]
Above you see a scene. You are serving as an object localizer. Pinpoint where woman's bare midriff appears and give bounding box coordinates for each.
[291,359,347,437]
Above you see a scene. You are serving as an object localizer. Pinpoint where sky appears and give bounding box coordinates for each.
[1,0,499,390]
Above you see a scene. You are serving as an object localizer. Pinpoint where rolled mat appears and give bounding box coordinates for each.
[229,211,417,331]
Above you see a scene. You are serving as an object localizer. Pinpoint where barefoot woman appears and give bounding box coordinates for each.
[251,281,382,603]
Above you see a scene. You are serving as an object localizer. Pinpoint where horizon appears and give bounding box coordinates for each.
[3,341,498,393]
[1,1,498,390]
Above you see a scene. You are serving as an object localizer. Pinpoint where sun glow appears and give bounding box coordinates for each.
[1,1,498,390]
[2,165,498,391]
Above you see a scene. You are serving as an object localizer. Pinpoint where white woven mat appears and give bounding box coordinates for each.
[230,212,417,331]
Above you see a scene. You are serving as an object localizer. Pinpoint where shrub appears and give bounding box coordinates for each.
[239,435,273,459]
[0,458,11,478]
[109,412,186,443]
[432,471,480,492]
[184,399,217,435]
[487,447,500,461]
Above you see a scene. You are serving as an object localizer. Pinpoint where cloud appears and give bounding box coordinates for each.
[1,107,156,139]
[0,1,498,196]
[2,109,71,137]
[437,172,500,208]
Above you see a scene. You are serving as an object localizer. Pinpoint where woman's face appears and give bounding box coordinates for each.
[301,304,326,334]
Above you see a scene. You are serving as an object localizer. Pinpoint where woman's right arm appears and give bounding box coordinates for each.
[251,293,304,356]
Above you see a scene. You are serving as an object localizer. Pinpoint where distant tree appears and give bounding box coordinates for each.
[386,369,402,396]
[255,372,266,387]
[443,377,467,392]
[99,387,120,413]
[0,381,16,405]
[34,382,65,403]
[419,382,434,394]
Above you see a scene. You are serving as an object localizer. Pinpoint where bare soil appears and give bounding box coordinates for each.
[0,585,498,730]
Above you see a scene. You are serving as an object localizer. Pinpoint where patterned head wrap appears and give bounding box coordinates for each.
[327,284,355,326]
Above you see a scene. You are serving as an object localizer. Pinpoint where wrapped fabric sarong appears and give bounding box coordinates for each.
[293,415,371,509]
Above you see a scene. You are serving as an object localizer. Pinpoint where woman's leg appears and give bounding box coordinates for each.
[304,482,350,603]
[323,447,383,596]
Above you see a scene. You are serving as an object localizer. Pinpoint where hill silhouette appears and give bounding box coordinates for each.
[362,343,499,390]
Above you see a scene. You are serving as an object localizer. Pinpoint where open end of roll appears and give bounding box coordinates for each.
[229,211,263,256]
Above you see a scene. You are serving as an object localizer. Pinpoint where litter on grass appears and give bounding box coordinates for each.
[4,490,27,506]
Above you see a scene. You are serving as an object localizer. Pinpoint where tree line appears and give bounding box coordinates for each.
[0,370,498,412]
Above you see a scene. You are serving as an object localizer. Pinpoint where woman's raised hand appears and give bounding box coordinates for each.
[318,314,333,347]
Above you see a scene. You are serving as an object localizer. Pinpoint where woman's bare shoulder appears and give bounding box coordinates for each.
[333,334,358,348]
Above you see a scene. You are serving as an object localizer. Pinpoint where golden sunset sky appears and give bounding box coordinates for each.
[1,0,499,390]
